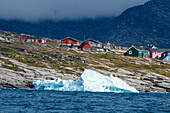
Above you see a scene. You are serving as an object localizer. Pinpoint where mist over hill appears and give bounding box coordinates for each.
[0,0,169,48]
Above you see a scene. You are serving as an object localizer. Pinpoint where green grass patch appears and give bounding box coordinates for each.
[96,54,107,58]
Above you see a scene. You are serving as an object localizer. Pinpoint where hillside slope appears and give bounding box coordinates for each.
[108,0,170,47]
[0,37,170,92]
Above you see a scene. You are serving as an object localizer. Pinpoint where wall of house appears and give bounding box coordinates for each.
[168,54,170,57]
[151,52,162,58]
[22,36,27,41]
[97,43,102,48]
[61,38,79,46]
[82,44,92,52]
[25,38,47,44]
[139,50,149,58]
[124,47,139,57]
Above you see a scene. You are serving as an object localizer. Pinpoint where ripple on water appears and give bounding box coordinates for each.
[0,89,169,112]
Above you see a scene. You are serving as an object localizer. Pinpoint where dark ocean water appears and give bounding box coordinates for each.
[0,89,169,113]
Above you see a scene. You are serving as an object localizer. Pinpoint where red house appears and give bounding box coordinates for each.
[22,36,29,41]
[61,37,80,46]
[24,37,47,44]
[79,43,92,52]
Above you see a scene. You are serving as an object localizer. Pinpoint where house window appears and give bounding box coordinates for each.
[155,52,157,54]
[167,57,169,60]
[129,51,132,55]
[69,41,72,43]
[84,48,91,51]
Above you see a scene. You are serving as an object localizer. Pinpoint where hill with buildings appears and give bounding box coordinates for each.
[0,31,170,92]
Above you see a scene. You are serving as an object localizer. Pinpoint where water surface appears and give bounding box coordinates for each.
[0,89,169,113]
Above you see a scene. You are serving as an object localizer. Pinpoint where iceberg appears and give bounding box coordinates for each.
[33,69,139,93]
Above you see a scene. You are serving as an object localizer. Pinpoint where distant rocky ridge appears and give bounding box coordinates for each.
[0,0,169,48]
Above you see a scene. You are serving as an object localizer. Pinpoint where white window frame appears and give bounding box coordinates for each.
[129,51,132,55]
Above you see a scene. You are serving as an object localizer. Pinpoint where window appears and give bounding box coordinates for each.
[129,51,132,55]
[84,48,91,51]
[155,52,157,54]
[69,41,72,43]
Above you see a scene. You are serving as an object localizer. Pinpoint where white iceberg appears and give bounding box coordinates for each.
[33,69,139,93]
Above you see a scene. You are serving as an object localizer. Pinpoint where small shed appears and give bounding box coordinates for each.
[124,46,149,58]
[79,43,92,52]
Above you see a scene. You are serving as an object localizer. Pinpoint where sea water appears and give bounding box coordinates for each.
[0,89,169,113]
[1,70,169,112]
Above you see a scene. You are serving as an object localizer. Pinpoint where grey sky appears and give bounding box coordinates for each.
[0,0,149,21]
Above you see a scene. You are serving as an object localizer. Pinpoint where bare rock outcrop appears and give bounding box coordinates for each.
[0,56,169,92]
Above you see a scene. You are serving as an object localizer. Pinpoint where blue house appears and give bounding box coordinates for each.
[160,51,170,62]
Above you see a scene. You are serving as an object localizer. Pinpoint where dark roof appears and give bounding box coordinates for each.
[127,46,147,51]
[149,49,169,52]
[135,46,147,51]
[83,39,99,43]
[163,51,170,54]
[79,42,89,48]
[61,37,80,42]
[160,56,168,60]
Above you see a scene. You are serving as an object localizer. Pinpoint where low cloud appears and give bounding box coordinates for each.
[0,0,149,21]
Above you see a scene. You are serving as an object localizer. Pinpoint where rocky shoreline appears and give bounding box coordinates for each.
[0,55,169,92]
[0,36,169,92]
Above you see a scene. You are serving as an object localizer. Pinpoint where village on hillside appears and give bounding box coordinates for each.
[0,30,170,63]
[0,30,170,92]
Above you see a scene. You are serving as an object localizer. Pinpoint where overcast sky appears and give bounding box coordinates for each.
[0,0,149,22]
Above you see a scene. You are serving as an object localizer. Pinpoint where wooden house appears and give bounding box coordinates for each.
[124,46,149,58]
[103,42,113,52]
[148,49,168,58]
[83,39,103,51]
[4,37,10,42]
[24,37,47,44]
[79,43,92,52]
[22,36,29,41]
[160,51,170,62]
[61,37,80,46]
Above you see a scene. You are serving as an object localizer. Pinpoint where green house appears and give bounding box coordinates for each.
[124,47,149,58]
[5,37,10,42]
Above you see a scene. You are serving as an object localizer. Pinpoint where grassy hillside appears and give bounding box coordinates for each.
[0,38,170,78]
